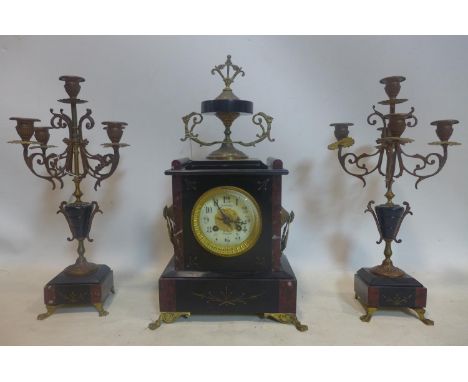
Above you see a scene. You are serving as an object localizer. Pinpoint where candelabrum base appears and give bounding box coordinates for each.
[64,260,99,277]
[369,263,405,278]
[37,264,114,320]
[354,267,433,325]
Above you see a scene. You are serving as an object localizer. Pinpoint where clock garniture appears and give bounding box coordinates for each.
[328,76,460,324]
[149,56,307,331]
[9,76,128,319]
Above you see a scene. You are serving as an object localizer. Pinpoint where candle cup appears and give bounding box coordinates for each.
[380,76,406,99]
[102,121,127,144]
[59,75,85,99]
[330,123,353,141]
[386,113,407,137]
[10,117,41,142]
[430,119,459,142]
[34,127,51,146]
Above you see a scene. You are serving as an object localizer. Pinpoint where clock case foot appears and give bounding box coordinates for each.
[37,264,114,320]
[354,267,434,325]
[153,255,306,331]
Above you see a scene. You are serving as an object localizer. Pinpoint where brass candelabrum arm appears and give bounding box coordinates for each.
[397,143,449,189]
[50,108,73,131]
[81,143,122,190]
[21,145,69,189]
[335,145,385,187]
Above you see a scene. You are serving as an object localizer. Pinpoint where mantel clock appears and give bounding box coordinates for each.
[149,56,307,331]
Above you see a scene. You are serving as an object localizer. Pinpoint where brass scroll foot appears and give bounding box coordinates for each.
[359,307,378,322]
[94,303,109,317]
[37,305,57,320]
[148,312,191,330]
[413,308,435,326]
[261,313,308,332]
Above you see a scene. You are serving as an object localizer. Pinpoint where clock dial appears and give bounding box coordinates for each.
[191,186,262,257]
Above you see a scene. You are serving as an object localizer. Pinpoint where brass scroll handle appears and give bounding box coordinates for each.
[181,111,275,148]
[163,205,176,247]
[280,207,294,254]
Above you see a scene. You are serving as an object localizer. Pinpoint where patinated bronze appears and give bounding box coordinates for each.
[329,75,460,323]
[9,76,128,318]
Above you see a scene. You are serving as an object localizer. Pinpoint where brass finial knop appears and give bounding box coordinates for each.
[211,55,245,90]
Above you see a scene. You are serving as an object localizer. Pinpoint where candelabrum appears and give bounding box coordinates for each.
[328,76,460,324]
[181,55,274,160]
[9,76,128,278]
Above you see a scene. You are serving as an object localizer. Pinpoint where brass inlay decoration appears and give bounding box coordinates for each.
[191,186,262,257]
[148,312,191,330]
[193,287,264,306]
[383,294,411,306]
[261,313,308,332]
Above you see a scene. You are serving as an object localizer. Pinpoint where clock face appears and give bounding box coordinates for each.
[191,186,262,257]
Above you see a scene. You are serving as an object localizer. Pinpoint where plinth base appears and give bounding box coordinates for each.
[149,256,307,332]
[354,267,434,325]
[37,264,114,320]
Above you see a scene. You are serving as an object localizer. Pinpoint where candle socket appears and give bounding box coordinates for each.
[431,119,459,142]
[103,121,127,144]
[330,123,353,140]
[10,117,41,142]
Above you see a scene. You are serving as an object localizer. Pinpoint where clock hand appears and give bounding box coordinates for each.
[213,198,232,226]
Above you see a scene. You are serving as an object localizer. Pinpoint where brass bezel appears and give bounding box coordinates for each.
[191,186,262,257]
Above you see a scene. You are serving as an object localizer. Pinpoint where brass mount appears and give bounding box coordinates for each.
[181,55,275,160]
